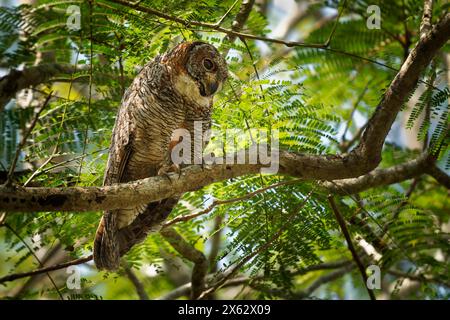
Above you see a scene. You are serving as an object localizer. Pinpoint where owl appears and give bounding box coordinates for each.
[93,41,228,271]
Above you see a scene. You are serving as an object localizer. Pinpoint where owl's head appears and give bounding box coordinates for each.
[162,41,228,105]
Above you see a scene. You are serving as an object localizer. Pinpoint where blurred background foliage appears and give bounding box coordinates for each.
[0,0,448,300]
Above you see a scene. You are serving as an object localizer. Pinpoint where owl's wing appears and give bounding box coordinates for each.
[94,94,136,270]
[103,100,135,186]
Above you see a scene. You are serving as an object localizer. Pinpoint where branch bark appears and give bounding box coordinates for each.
[225,0,255,44]
[322,153,433,195]
[426,165,450,189]
[420,0,433,39]
[0,152,445,212]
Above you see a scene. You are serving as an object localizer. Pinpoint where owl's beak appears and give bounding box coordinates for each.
[209,82,219,95]
[199,79,220,97]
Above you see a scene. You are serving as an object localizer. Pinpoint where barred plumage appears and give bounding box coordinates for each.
[93,41,228,271]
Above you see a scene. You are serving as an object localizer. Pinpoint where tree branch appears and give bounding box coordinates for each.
[426,165,450,189]
[160,227,208,299]
[387,269,450,288]
[323,153,432,195]
[197,190,314,299]
[354,13,450,162]
[0,153,436,212]
[327,196,376,300]
[420,0,433,39]
[105,0,328,49]
[0,64,75,112]
[225,0,255,44]
[272,264,355,299]
[163,178,301,227]
[123,263,150,300]
[0,255,92,284]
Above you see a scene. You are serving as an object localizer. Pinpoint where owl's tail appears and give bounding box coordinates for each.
[93,212,120,271]
[93,198,178,271]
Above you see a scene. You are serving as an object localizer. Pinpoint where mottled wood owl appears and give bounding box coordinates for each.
[93,41,228,271]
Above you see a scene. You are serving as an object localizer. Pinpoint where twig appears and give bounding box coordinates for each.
[215,0,240,26]
[327,196,376,300]
[23,155,56,187]
[76,1,94,184]
[163,178,301,227]
[106,0,329,49]
[0,255,92,284]
[4,92,52,187]
[158,259,352,300]
[324,0,347,46]
[4,223,64,300]
[384,177,421,231]
[273,264,355,299]
[341,82,370,144]
[340,123,367,153]
[208,215,223,273]
[12,243,65,298]
[197,189,314,299]
[2,13,450,212]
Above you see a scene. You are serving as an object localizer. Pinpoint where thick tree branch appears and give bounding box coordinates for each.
[0,14,448,213]
[387,269,450,288]
[426,165,450,189]
[225,0,255,44]
[0,153,438,212]
[0,64,75,112]
[323,153,432,195]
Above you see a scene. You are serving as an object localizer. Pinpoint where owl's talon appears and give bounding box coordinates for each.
[157,163,181,180]
[160,172,173,183]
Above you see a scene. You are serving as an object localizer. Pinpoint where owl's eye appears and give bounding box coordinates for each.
[203,58,214,71]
